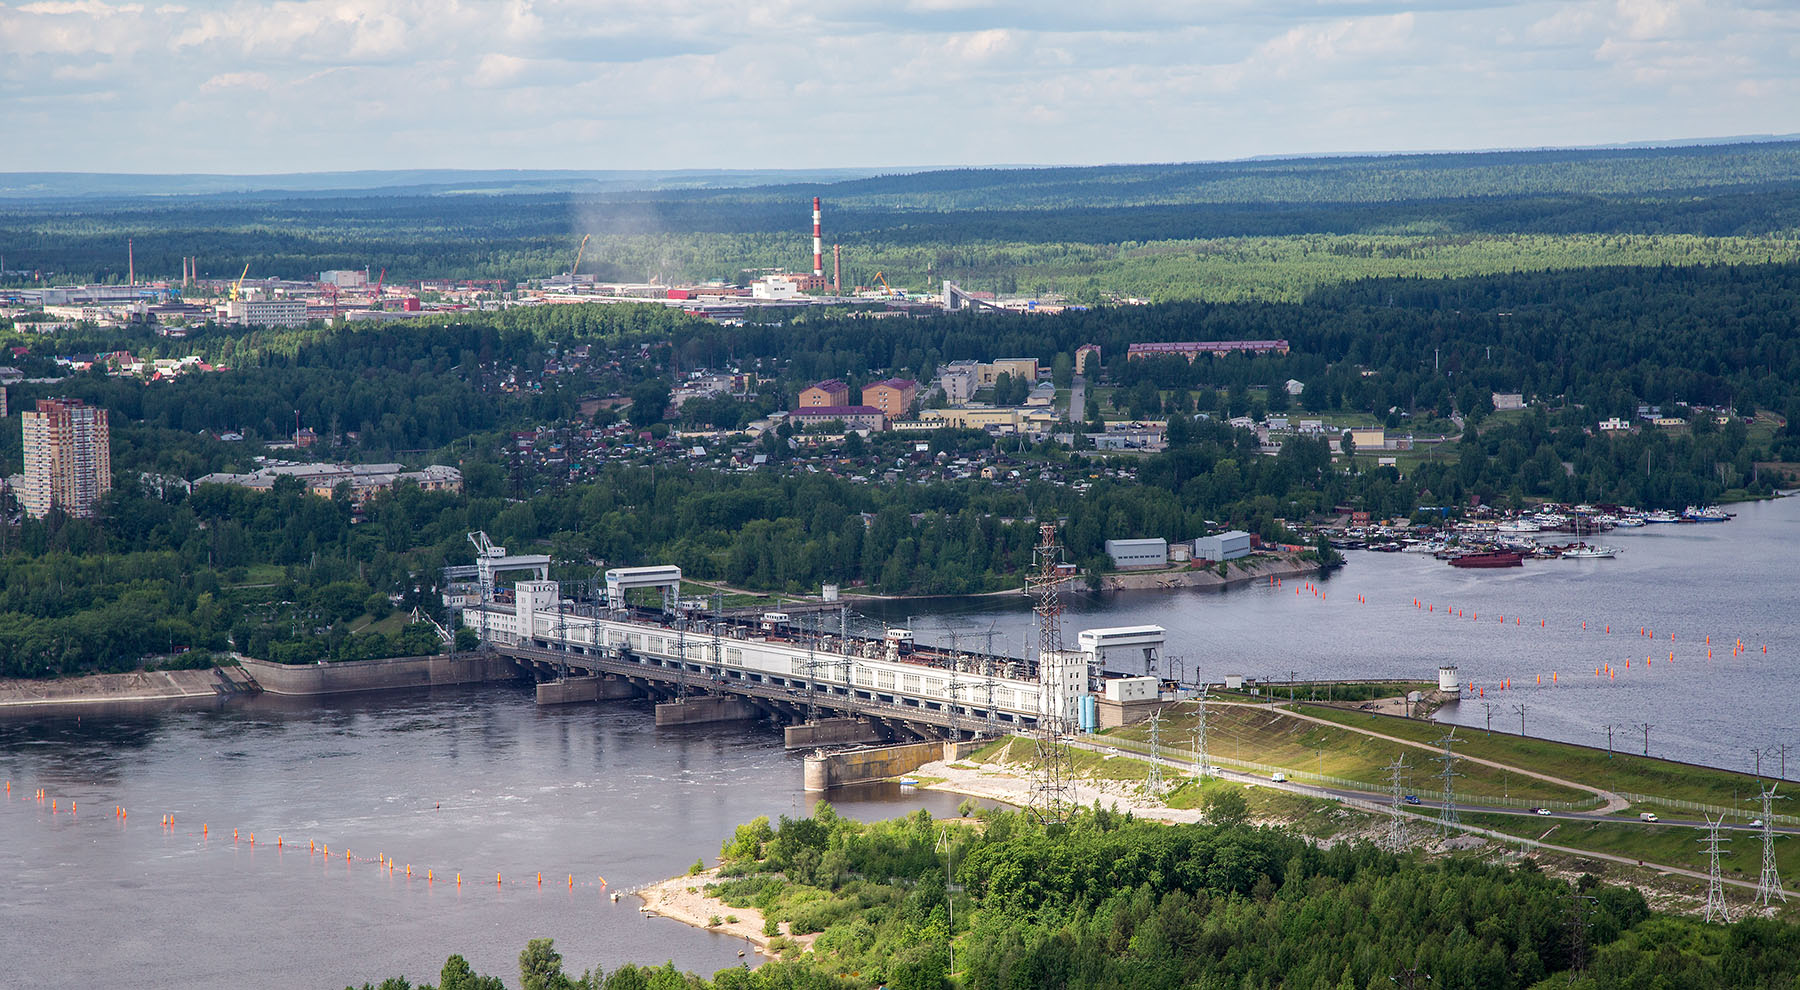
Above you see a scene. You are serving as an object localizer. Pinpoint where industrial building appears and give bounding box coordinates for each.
[1193,530,1252,562]
[221,298,309,327]
[1104,538,1168,570]
[21,398,111,519]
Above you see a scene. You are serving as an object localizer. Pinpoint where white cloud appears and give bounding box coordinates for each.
[0,0,1796,170]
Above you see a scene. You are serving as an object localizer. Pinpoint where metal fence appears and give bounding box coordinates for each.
[1616,791,1800,826]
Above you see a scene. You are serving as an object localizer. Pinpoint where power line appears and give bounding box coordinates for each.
[1631,722,1654,757]
[1027,523,1074,824]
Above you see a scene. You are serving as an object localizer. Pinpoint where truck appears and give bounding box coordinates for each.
[1639,812,1659,822]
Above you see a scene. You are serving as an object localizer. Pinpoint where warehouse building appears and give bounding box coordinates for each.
[1193,531,1252,562]
[1104,538,1168,570]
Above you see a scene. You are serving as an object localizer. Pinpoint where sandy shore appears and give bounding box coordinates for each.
[636,867,815,957]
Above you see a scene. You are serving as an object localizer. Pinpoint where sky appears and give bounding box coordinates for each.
[2,0,1798,174]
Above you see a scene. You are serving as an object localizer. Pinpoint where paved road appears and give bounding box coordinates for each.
[1069,376,1086,425]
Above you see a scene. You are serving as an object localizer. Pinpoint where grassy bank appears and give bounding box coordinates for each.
[1102,703,1594,806]
[1298,704,1777,816]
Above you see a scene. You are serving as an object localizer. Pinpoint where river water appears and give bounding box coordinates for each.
[0,691,967,989]
[2,498,1795,988]
[871,495,1800,774]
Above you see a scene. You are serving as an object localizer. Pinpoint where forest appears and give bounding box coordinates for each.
[346,804,1800,990]
[4,253,1798,675]
[6,141,1800,302]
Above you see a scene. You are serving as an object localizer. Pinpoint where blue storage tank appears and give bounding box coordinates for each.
[1079,695,1099,733]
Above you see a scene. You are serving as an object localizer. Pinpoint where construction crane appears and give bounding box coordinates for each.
[872,271,896,295]
[230,263,250,301]
[570,234,591,277]
[368,267,386,310]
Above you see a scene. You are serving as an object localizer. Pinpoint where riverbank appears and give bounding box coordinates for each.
[0,667,257,713]
[0,652,521,715]
[637,867,810,958]
[1096,554,1319,593]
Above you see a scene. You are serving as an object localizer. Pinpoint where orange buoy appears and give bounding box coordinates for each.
[406,865,411,876]
[203,824,209,836]
[457,873,462,886]
[537,872,543,887]
[428,869,434,882]
[568,874,574,889]
[497,873,502,886]
[278,836,283,848]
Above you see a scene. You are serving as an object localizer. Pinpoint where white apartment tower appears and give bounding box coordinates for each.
[21,398,111,519]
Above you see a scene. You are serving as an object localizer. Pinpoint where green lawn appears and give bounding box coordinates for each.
[1462,810,1800,896]
[1104,703,1592,805]
[1298,705,1776,815]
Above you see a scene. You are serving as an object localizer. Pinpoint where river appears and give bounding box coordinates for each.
[869,495,1800,774]
[0,690,967,989]
[3,498,1795,988]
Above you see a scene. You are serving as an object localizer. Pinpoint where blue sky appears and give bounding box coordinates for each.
[2,0,1796,173]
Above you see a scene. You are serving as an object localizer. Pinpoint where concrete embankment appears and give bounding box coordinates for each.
[237,653,522,695]
[1098,555,1320,593]
[0,667,258,714]
[803,738,988,791]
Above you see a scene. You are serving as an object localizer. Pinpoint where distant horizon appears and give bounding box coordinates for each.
[7,132,1799,181]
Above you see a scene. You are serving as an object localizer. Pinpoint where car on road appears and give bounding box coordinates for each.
[1403,794,1421,805]
[1533,807,1553,816]
[1270,772,1288,783]
[1750,819,1764,827]
[1639,812,1659,822]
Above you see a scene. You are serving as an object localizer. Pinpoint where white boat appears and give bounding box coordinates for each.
[1561,545,1619,559]
[1614,514,1647,528]
[1684,505,1730,522]
[1644,510,1680,524]
[1497,519,1541,534]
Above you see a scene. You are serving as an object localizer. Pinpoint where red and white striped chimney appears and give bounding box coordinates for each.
[812,197,823,277]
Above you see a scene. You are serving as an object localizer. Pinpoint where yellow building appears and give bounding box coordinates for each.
[977,358,1038,385]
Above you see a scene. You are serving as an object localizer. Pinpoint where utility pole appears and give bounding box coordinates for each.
[1481,701,1499,734]
[1604,724,1615,758]
[1632,722,1653,757]
[1564,888,1597,977]
[1513,703,1527,737]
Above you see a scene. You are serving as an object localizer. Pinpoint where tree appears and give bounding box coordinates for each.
[627,380,672,428]
[440,955,506,990]
[1205,788,1249,827]
[1339,430,1356,461]
[1052,352,1074,389]
[520,937,574,990]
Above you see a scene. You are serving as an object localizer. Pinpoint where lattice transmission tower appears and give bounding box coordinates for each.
[1385,754,1410,850]
[1701,814,1731,923]
[1434,729,1461,836]
[1755,785,1788,909]
[1026,523,1076,823]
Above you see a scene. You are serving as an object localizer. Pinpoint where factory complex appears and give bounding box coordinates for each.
[0,197,1075,331]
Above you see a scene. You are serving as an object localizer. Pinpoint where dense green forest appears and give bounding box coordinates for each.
[347,805,1800,990]
[7,142,1800,301]
[3,255,1797,675]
